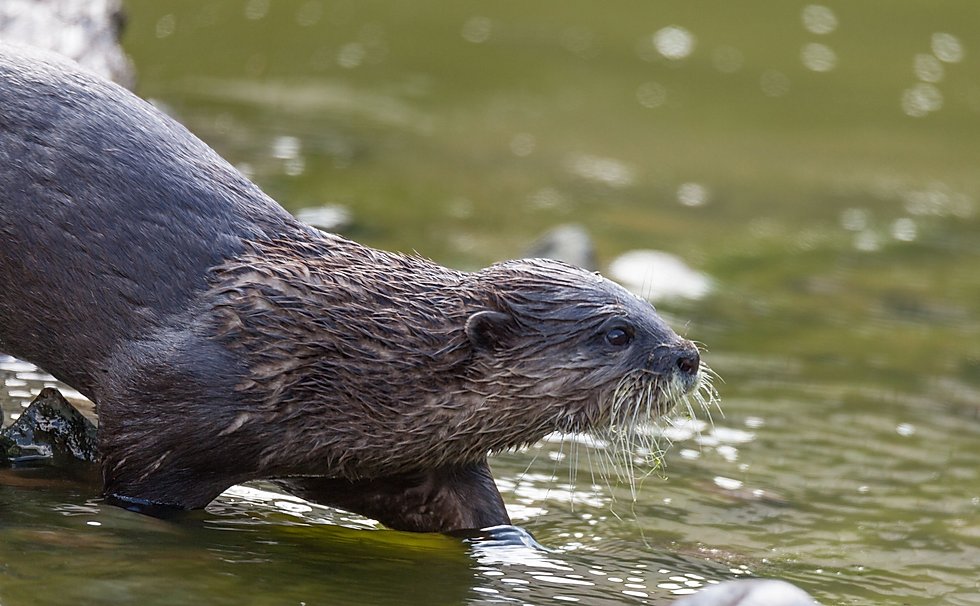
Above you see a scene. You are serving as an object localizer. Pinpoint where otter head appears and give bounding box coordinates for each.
[461,258,705,449]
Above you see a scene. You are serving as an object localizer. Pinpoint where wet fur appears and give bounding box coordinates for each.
[0,44,699,531]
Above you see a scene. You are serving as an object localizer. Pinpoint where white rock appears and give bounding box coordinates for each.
[608,249,712,302]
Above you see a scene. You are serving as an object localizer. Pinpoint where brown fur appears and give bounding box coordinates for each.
[0,43,702,532]
[204,236,677,477]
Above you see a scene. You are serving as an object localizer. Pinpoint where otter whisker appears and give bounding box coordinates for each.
[569,434,581,509]
[688,398,705,446]
[701,363,724,418]
[550,433,570,508]
[593,370,662,501]
[515,440,544,500]
[587,436,614,504]
[620,421,637,500]
[581,360,722,506]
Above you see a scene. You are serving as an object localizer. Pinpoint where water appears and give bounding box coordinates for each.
[2,0,979,604]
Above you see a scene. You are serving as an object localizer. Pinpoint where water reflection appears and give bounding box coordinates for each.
[154,13,176,38]
[913,53,944,83]
[636,81,667,109]
[839,207,908,251]
[651,26,696,61]
[509,132,536,157]
[901,182,974,218]
[676,182,710,208]
[902,82,943,117]
[270,134,305,175]
[294,1,323,27]
[464,525,738,602]
[527,187,567,211]
[565,154,635,189]
[800,42,836,72]
[891,217,917,242]
[760,69,790,97]
[243,0,269,21]
[931,32,964,64]
[900,31,965,117]
[0,355,89,423]
[801,5,837,35]
[336,42,366,69]
[561,26,597,60]
[461,15,493,44]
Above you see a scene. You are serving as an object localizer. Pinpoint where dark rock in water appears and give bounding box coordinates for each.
[524,224,597,271]
[672,579,817,606]
[0,0,133,86]
[1,388,99,466]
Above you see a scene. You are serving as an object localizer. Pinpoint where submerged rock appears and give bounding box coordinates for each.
[1,387,99,466]
[524,223,598,271]
[672,579,818,606]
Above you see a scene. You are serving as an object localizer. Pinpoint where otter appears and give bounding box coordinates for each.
[0,44,704,532]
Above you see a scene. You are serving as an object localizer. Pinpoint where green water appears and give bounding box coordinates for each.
[2,1,978,604]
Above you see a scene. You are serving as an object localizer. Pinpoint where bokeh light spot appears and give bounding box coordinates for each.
[652,26,696,60]
[801,5,838,35]
[931,32,964,63]
[801,42,837,72]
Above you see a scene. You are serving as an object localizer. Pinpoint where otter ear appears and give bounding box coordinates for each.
[465,310,516,350]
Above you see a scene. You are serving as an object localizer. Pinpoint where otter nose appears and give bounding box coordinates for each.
[648,342,701,377]
[676,349,700,376]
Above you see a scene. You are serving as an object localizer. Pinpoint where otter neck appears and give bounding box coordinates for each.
[203,234,564,480]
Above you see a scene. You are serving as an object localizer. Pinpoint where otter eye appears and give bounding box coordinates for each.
[605,326,632,347]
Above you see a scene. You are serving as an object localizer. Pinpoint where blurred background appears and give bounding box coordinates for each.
[1,1,978,604]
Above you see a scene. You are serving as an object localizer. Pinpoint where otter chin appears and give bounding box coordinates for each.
[0,43,709,533]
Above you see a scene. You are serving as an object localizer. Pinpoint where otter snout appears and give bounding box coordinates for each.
[649,341,701,382]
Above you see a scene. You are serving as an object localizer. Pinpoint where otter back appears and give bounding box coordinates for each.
[0,44,303,396]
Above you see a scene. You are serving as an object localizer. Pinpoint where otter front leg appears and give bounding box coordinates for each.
[274,460,511,533]
[96,332,258,511]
